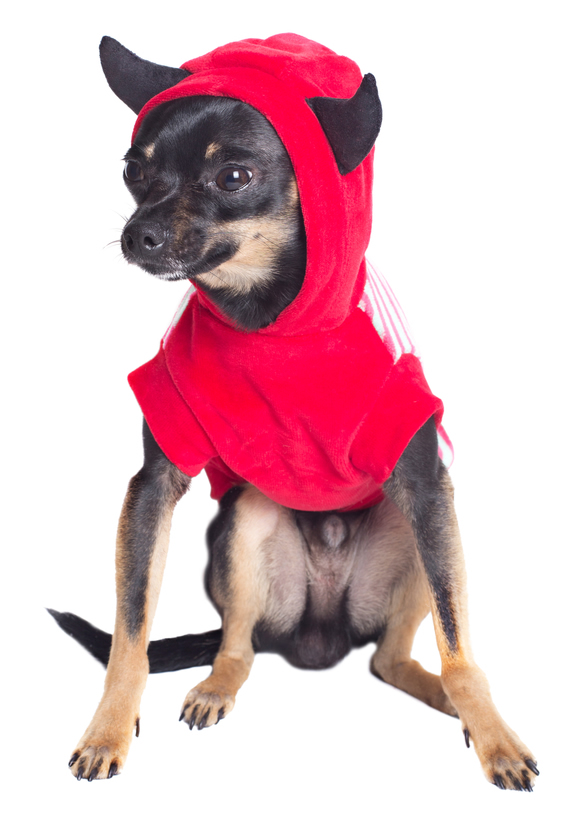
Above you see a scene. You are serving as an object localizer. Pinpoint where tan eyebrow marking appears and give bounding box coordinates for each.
[205,142,221,160]
[144,143,155,159]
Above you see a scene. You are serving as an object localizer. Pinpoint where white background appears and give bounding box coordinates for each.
[3,1,560,810]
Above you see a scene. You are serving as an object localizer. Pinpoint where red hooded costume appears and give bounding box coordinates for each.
[128,34,452,512]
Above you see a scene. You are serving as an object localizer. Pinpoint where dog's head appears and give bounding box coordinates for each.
[121,94,306,331]
[100,36,382,332]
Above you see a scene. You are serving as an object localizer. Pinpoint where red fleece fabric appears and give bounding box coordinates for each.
[128,34,447,512]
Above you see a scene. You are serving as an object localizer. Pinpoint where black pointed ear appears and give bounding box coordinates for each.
[307,74,382,175]
[99,36,190,114]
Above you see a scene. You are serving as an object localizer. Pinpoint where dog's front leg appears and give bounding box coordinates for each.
[69,421,190,780]
[384,419,538,791]
[180,485,279,730]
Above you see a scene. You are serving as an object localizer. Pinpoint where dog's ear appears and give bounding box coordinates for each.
[307,74,382,175]
[100,36,191,114]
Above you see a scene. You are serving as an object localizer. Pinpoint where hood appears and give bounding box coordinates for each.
[131,34,375,337]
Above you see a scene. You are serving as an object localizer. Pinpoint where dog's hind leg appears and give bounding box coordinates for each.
[384,418,537,790]
[69,421,190,780]
[180,485,286,730]
[370,567,457,716]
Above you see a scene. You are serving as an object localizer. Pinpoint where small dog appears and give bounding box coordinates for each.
[51,34,538,790]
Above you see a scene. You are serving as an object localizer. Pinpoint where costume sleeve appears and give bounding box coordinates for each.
[350,352,444,484]
[128,343,217,476]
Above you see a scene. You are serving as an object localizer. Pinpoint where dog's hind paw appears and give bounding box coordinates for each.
[179,679,235,729]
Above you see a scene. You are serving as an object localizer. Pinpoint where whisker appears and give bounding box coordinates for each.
[108,210,132,223]
[104,239,122,250]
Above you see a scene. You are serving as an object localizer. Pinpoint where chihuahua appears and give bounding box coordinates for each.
[51,35,537,790]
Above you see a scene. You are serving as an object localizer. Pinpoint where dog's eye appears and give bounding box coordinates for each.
[124,160,144,182]
[215,167,252,192]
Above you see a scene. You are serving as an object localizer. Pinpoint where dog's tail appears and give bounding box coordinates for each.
[47,609,222,673]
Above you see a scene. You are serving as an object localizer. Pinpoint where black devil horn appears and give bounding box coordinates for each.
[100,36,191,115]
[307,74,382,175]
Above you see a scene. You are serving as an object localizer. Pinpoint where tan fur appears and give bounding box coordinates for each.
[182,477,538,789]
[170,205,193,249]
[170,178,301,292]
[433,508,537,787]
[440,658,534,787]
[388,470,537,788]
[370,568,457,716]
[144,503,175,641]
[71,66,537,789]
[181,486,281,727]
[72,467,536,788]
[205,141,220,159]
[198,216,297,293]
[347,499,417,634]
[184,490,456,727]
[70,474,184,780]
[331,499,458,714]
[286,177,299,206]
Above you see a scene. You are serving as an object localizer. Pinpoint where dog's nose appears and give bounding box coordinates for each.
[122,222,167,258]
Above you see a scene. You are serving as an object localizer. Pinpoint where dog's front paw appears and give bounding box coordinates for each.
[179,678,235,729]
[69,745,121,781]
[69,715,139,780]
[464,723,538,791]
[443,663,539,790]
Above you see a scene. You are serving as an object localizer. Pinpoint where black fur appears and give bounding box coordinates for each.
[253,594,354,670]
[206,492,381,671]
[48,610,222,673]
[51,485,384,673]
[52,42,450,672]
[122,96,307,331]
[203,485,244,606]
[54,40,539,791]
[383,418,460,653]
[120,421,190,637]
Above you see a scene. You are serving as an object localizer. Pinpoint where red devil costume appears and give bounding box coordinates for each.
[128,34,452,512]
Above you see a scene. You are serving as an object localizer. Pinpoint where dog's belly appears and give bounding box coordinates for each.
[252,497,419,669]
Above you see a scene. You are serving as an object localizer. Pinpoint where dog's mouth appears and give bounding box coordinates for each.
[121,230,238,282]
